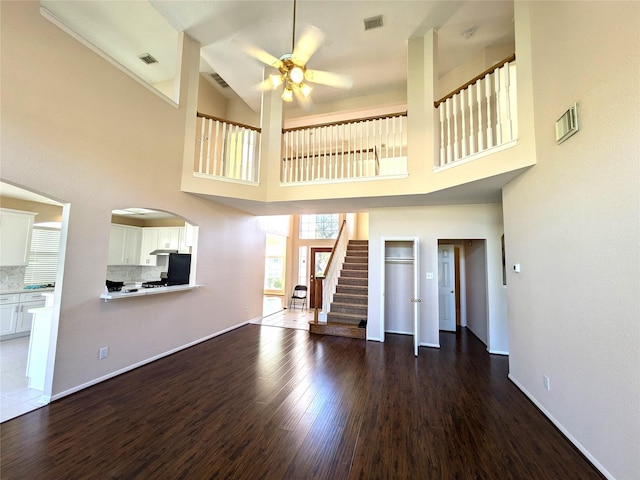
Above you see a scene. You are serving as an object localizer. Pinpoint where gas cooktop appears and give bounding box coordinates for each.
[141,281,167,288]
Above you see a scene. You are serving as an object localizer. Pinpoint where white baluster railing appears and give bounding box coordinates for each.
[194,113,260,183]
[435,54,517,168]
[314,219,348,324]
[281,112,407,184]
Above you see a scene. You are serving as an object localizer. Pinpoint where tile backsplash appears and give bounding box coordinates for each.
[0,266,27,291]
[106,265,166,283]
[2,265,166,290]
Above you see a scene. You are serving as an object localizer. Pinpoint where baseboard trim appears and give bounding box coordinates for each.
[51,321,250,402]
[420,342,440,348]
[488,349,509,356]
[507,374,614,480]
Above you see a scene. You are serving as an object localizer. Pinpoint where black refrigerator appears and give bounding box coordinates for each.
[167,253,191,286]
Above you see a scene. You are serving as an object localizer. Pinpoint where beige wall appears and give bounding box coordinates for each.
[1,2,266,397]
[437,41,515,100]
[368,203,507,352]
[503,2,640,478]
[0,196,63,224]
[197,75,228,118]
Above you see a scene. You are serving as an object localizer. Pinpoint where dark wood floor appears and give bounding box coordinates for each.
[1,325,603,479]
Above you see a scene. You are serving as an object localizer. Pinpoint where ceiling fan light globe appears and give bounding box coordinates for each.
[270,74,284,88]
[281,88,294,102]
[290,66,304,84]
[300,83,313,98]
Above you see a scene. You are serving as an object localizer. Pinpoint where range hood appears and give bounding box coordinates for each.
[150,249,178,255]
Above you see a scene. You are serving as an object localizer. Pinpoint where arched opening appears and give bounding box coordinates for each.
[0,181,66,422]
[106,208,198,292]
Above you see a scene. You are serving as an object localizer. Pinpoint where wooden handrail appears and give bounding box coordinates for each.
[434,54,516,108]
[283,112,407,133]
[314,218,347,323]
[197,112,261,133]
[321,219,347,279]
[283,148,375,161]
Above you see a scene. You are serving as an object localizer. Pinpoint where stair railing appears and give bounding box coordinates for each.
[314,219,348,324]
[434,54,517,167]
[282,112,407,184]
[194,112,261,183]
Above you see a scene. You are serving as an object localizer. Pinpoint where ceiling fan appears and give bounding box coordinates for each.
[243,0,353,109]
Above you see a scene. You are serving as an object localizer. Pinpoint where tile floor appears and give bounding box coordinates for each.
[255,296,314,331]
[0,336,47,423]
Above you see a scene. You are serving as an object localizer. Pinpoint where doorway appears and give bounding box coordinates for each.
[380,238,420,356]
[438,239,488,344]
[309,247,332,308]
[0,182,66,422]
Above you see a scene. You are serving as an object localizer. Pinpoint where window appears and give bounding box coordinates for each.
[299,214,339,239]
[298,246,307,286]
[264,234,286,294]
[24,227,61,285]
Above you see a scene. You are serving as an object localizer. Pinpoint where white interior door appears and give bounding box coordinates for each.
[438,245,456,332]
[412,239,420,356]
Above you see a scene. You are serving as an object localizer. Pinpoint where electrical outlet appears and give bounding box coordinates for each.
[99,347,109,360]
[543,375,550,391]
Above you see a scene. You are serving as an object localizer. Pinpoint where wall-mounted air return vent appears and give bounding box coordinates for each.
[138,53,158,65]
[209,72,229,88]
[364,15,383,31]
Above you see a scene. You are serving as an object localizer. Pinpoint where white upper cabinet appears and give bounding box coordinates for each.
[157,227,181,250]
[0,209,36,266]
[139,226,186,265]
[107,224,142,265]
[139,228,160,266]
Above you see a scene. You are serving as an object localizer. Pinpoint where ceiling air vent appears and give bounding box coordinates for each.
[364,15,383,31]
[138,53,158,65]
[209,72,230,89]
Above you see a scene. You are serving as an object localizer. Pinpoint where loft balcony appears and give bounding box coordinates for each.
[182,53,533,214]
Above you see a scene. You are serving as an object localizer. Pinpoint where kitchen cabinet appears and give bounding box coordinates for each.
[0,292,46,339]
[139,227,185,265]
[139,228,160,266]
[0,209,36,266]
[108,225,142,265]
[157,227,182,250]
[0,297,19,336]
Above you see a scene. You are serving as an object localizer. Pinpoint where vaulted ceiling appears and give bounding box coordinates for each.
[41,1,515,112]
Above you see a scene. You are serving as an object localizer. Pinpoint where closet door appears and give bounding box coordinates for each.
[412,239,420,356]
[381,238,420,356]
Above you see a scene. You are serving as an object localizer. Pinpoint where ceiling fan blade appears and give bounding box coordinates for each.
[243,43,283,69]
[292,25,324,66]
[293,87,313,111]
[305,69,353,89]
[255,76,281,92]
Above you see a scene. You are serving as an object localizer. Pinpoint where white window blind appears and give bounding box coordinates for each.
[24,227,60,285]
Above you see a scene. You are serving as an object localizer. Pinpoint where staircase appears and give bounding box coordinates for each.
[309,240,368,339]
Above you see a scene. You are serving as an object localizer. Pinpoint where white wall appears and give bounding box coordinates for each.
[368,204,507,353]
[503,2,640,478]
[1,2,266,397]
[465,240,488,343]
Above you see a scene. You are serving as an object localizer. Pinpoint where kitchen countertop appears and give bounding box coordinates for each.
[0,287,54,295]
[100,284,201,301]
